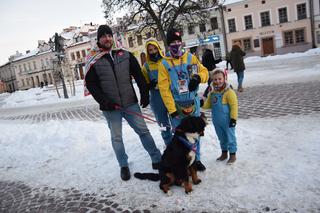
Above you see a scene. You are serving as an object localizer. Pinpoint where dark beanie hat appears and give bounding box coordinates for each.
[97,25,113,40]
[166,28,182,44]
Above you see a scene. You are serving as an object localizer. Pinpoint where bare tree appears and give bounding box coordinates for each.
[102,0,219,49]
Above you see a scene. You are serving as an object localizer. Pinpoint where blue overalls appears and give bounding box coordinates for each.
[211,91,237,153]
[162,53,202,160]
[144,63,172,145]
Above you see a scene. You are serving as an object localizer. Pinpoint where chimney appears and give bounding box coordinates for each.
[26,50,30,54]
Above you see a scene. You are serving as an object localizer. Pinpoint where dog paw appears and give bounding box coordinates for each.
[193,179,201,185]
[167,190,173,196]
[185,189,193,194]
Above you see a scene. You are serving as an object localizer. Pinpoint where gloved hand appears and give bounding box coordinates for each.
[148,79,157,90]
[200,99,204,107]
[140,93,150,108]
[188,74,201,92]
[229,118,237,128]
[170,111,179,119]
[105,102,119,111]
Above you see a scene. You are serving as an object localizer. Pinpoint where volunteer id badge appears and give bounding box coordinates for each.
[191,64,198,75]
[178,79,189,94]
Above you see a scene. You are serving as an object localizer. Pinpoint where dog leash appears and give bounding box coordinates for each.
[115,105,158,123]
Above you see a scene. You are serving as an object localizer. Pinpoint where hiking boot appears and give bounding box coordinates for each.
[120,166,130,181]
[216,151,228,161]
[152,162,161,170]
[227,153,236,165]
[195,161,206,172]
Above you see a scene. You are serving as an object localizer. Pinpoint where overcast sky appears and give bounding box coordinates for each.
[0,0,107,65]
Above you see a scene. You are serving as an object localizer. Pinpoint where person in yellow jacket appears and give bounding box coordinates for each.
[141,39,172,146]
[158,28,209,171]
[202,68,238,164]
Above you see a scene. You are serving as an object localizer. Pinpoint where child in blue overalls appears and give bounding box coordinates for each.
[202,68,238,164]
[141,40,172,146]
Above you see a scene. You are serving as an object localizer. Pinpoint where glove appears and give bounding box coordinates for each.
[188,74,201,92]
[105,102,119,111]
[229,119,237,128]
[200,99,204,107]
[140,93,150,108]
[148,79,157,90]
[170,111,179,119]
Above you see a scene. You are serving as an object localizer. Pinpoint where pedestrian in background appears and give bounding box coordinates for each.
[84,25,161,181]
[230,41,246,92]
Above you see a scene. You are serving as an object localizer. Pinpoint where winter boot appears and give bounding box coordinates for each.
[195,160,206,172]
[237,87,244,92]
[120,166,131,181]
[216,151,228,161]
[227,153,236,165]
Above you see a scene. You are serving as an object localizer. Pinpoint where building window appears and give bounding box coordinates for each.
[76,51,81,59]
[81,50,86,58]
[284,29,305,45]
[128,37,134,47]
[71,52,75,61]
[284,31,294,45]
[244,15,253,30]
[188,24,195,35]
[297,3,307,20]
[278,7,288,23]
[295,29,305,43]
[33,61,37,70]
[19,65,22,73]
[260,11,271,27]
[254,39,260,48]
[243,39,252,51]
[199,23,206,32]
[46,58,49,66]
[22,79,25,86]
[23,64,27,72]
[28,63,31,71]
[210,17,218,30]
[137,35,143,46]
[316,31,320,44]
[228,18,236,33]
[41,59,44,66]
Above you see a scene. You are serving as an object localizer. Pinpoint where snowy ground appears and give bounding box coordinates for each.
[0,49,320,212]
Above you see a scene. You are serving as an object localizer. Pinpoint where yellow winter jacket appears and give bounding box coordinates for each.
[158,52,208,114]
[202,86,238,120]
[141,40,164,84]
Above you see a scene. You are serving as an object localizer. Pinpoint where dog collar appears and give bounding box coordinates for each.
[177,136,198,152]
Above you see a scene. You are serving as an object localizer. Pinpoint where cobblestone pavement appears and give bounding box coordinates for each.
[1,81,320,123]
[1,81,320,213]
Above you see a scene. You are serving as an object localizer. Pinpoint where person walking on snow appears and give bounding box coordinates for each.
[230,41,246,92]
[202,68,238,164]
[158,28,209,171]
[141,39,172,146]
[84,25,161,181]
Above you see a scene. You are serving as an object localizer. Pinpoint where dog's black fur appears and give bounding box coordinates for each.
[134,115,207,194]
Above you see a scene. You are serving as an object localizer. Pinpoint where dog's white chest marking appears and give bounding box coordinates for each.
[185,133,199,166]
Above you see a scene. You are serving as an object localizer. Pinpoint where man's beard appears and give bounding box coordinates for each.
[101,42,113,51]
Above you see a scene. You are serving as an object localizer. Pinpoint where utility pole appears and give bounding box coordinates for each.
[309,0,316,48]
[218,3,228,57]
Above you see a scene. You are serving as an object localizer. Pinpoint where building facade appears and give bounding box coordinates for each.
[224,0,312,56]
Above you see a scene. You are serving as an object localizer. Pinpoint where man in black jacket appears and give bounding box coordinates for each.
[85,25,161,181]
[201,48,222,99]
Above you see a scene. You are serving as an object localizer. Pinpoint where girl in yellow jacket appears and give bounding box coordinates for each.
[202,68,238,164]
[141,40,172,145]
